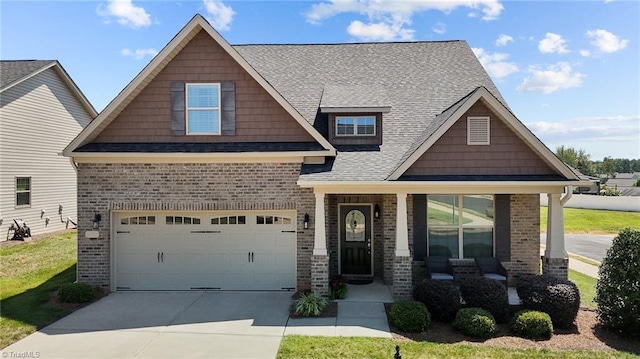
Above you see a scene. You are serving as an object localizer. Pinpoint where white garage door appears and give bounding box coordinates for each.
[114,211,296,291]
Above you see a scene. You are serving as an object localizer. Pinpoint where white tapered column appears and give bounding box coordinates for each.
[395,192,410,257]
[545,193,566,258]
[313,192,327,256]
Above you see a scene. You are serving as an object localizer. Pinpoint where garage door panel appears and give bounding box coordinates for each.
[115,211,296,291]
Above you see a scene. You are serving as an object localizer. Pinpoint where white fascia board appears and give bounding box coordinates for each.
[297,180,592,195]
[320,107,391,113]
[71,150,334,163]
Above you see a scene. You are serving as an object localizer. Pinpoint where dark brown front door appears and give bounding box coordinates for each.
[340,205,372,275]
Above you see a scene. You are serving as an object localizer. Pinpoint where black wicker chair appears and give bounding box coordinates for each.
[474,257,508,287]
[424,256,455,281]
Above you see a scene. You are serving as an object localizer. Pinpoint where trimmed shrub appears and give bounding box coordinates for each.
[517,275,580,329]
[413,280,461,322]
[329,275,348,300]
[453,307,497,338]
[58,283,94,303]
[389,301,431,333]
[510,310,553,340]
[460,277,509,323]
[596,228,640,338]
[295,292,327,317]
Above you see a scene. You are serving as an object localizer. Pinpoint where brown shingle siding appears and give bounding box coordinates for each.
[405,100,558,177]
[93,30,315,144]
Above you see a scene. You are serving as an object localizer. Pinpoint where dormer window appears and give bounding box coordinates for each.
[336,115,376,136]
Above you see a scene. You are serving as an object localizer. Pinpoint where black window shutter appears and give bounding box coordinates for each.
[494,194,511,261]
[170,82,185,135]
[413,194,427,261]
[220,81,236,136]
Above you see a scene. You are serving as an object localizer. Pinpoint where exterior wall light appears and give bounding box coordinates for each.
[303,213,310,229]
[374,204,381,219]
[93,213,102,229]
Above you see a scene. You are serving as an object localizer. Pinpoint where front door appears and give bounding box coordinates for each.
[340,205,372,275]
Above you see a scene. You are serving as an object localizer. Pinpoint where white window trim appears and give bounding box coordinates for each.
[426,195,495,259]
[15,176,31,208]
[185,83,221,135]
[335,115,376,137]
[467,116,490,145]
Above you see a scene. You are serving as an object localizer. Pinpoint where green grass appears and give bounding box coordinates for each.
[540,207,640,235]
[277,336,637,359]
[0,232,78,348]
[569,269,597,310]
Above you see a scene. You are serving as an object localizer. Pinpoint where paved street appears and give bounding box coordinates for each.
[540,233,614,262]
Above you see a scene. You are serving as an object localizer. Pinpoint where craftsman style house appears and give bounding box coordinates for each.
[64,15,587,299]
[1,60,95,238]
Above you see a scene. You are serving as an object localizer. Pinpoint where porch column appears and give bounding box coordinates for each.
[313,192,327,256]
[311,191,329,296]
[393,192,412,300]
[545,193,566,258]
[542,192,569,280]
[395,192,410,257]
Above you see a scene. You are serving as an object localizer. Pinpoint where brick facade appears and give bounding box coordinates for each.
[541,257,569,280]
[76,162,315,290]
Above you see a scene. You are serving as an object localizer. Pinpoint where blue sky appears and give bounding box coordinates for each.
[1,0,638,160]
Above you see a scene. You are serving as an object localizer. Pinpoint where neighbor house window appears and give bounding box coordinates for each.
[186,83,221,135]
[16,177,31,207]
[336,116,375,136]
[427,195,494,259]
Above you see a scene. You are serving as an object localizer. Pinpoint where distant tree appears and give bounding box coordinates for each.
[555,146,595,176]
[600,157,618,179]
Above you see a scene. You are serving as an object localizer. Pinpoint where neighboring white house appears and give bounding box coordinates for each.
[0,60,96,238]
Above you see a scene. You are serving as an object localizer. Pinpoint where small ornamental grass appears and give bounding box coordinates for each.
[389,301,431,333]
[510,310,553,340]
[295,292,327,317]
[453,307,497,338]
[413,280,461,322]
[57,283,94,303]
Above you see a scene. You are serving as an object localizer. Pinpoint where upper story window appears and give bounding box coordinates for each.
[16,177,31,207]
[467,116,490,145]
[336,116,376,136]
[186,83,221,135]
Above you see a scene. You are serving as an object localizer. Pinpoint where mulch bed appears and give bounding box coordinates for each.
[289,291,338,319]
[384,303,640,354]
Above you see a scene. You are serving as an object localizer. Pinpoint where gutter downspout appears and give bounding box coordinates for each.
[560,185,573,206]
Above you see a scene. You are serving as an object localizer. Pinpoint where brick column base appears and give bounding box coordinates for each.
[311,255,330,296]
[393,256,412,301]
[541,256,569,280]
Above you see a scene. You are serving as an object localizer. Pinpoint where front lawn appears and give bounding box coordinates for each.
[569,269,597,310]
[0,232,78,348]
[278,336,638,359]
[540,207,640,234]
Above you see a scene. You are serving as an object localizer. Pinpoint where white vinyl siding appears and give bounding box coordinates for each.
[467,116,490,145]
[0,67,92,236]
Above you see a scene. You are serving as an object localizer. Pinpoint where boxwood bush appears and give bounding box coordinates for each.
[389,301,430,333]
[517,274,580,328]
[510,310,553,340]
[453,307,497,338]
[58,283,94,303]
[460,277,509,323]
[413,280,461,322]
[596,228,640,338]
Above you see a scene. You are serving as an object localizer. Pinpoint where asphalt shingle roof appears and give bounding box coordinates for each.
[0,60,56,90]
[234,41,506,181]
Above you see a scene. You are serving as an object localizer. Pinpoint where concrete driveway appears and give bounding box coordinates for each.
[2,291,292,359]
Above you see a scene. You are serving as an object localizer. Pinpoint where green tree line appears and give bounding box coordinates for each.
[555,146,640,178]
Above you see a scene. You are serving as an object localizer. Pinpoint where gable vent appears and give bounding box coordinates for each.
[467,116,490,145]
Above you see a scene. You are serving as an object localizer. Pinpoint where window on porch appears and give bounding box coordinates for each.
[426,195,494,259]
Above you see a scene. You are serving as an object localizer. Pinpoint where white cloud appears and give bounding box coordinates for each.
[203,0,235,31]
[579,49,591,57]
[495,34,513,47]
[121,48,158,60]
[305,0,503,42]
[538,32,569,54]
[432,22,446,35]
[586,29,629,53]
[517,62,584,94]
[97,0,152,28]
[527,116,640,143]
[472,47,518,78]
